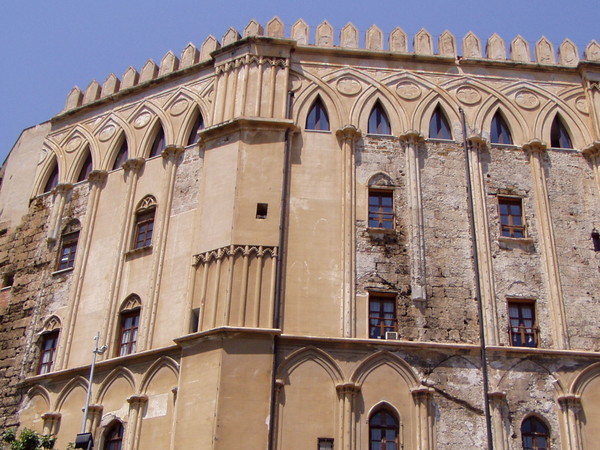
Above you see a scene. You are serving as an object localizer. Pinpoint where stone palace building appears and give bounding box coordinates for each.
[1,17,600,449]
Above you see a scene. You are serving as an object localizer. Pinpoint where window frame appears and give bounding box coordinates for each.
[508,299,539,348]
[368,102,392,135]
[118,308,140,357]
[369,407,400,450]
[521,416,550,450]
[305,97,330,131]
[112,140,129,171]
[148,126,165,159]
[498,196,526,238]
[133,209,155,250]
[428,105,452,140]
[103,421,124,450]
[550,114,573,149]
[490,110,513,145]
[368,189,395,230]
[56,230,79,271]
[38,330,59,375]
[368,293,398,339]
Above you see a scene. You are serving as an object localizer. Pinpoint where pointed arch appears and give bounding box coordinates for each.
[350,351,419,388]
[147,122,166,158]
[369,404,400,450]
[54,375,88,411]
[75,145,94,183]
[305,96,330,131]
[521,415,550,449]
[102,419,125,450]
[25,385,51,411]
[367,172,394,187]
[111,134,129,171]
[367,100,391,135]
[293,72,343,131]
[42,156,59,193]
[120,293,142,312]
[184,107,205,146]
[428,104,452,140]
[571,361,600,396]
[96,366,136,404]
[140,356,179,394]
[495,357,564,395]
[490,109,513,144]
[276,346,344,384]
[550,113,573,149]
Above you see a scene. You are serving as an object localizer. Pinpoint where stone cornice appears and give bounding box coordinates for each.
[198,118,296,145]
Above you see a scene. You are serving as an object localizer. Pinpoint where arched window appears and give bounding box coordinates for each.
[550,114,572,149]
[118,296,141,357]
[43,160,59,193]
[112,139,128,171]
[369,407,399,450]
[148,125,165,158]
[57,220,80,271]
[104,421,124,450]
[77,150,93,182]
[429,105,452,140]
[521,416,549,450]
[368,102,391,135]
[132,196,157,249]
[306,97,330,131]
[490,110,513,144]
[187,110,204,146]
[38,316,61,375]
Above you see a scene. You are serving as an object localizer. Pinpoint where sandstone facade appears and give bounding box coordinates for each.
[0,18,600,449]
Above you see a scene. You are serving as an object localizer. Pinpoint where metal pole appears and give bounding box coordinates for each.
[460,108,494,450]
[80,332,107,434]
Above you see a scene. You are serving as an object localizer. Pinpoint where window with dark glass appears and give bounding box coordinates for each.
[112,140,129,171]
[318,438,334,450]
[490,110,513,145]
[306,97,330,131]
[550,114,572,149]
[148,126,165,158]
[77,152,93,182]
[508,300,538,348]
[368,190,394,229]
[119,309,139,356]
[369,408,399,450]
[104,421,124,450]
[38,330,59,375]
[429,105,452,140]
[57,231,79,271]
[368,102,391,135]
[133,210,154,249]
[369,295,397,339]
[187,111,204,146]
[499,197,525,238]
[521,416,549,450]
[43,162,59,193]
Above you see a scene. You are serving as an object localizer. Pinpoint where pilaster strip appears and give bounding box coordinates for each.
[488,391,509,450]
[411,387,435,450]
[558,395,583,450]
[47,183,73,243]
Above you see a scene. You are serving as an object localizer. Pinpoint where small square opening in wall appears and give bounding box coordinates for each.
[318,438,334,450]
[256,203,268,219]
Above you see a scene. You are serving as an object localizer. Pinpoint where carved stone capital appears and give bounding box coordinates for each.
[122,157,146,173]
[161,145,185,162]
[399,130,424,144]
[336,124,361,142]
[127,394,148,406]
[87,404,104,415]
[522,139,547,155]
[467,134,488,149]
[411,386,434,400]
[275,378,285,392]
[488,391,507,404]
[582,140,600,156]
[88,170,108,188]
[558,394,582,411]
[42,411,62,421]
[336,382,361,396]
[53,183,73,195]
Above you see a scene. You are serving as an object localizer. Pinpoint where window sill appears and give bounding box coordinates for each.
[367,227,396,235]
[52,267,74,276]
[426,138,456,144]
[126,245,153,259]
[304,129,331,134]
[498,236,534,251]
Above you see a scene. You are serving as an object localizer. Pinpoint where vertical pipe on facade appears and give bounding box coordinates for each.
[460,108,493,450]
[268,89,294,450]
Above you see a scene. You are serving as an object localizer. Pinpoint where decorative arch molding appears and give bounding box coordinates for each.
[70,145,94,183]
[41,315,62,333]
[139,356,180,394]
[32,148,61,196]
[291,71,344,130]
[93,114,134,171]
[179,104,206,147]
[367,171,395,187]
[276,346,344,385]
[96,366,136,404]
[538,105,589,149]
[352,89,406,136]
[124,101,172,159]
[478,102,526,145]
[120,294,142,312]
[570,361,600,396]
[494,357,564,395]
[414,94,461,140]
[58,126,98,183]
[366,400,402,422]
[423,354,479,383]
[54,375,88,411]
[350,351,420,388]
[140,118,167,159]
[24,385,51,411]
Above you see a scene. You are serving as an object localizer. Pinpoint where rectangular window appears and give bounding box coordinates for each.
[318,438,334,450]
[134,210,154,249]
[368,190,394,229]
[498,197,525,238]
[119,310,140,356]
[369,294,397,339]
[508,299,538,347]
[38,330,59,374]
[57,232,79,270]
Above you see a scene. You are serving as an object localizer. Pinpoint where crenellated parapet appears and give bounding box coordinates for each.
[61,18,600,114]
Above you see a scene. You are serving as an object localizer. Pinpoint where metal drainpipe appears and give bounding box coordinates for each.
[267,89,294,450]
[460,107,494,450]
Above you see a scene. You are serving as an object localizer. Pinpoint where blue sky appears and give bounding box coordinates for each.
[1,0,598,163]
